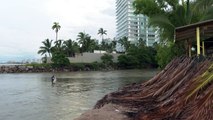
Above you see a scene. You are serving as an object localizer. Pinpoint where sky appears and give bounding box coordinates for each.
[0,0,116,62]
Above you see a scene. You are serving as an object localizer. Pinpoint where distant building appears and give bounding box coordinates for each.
[115,0,159,50]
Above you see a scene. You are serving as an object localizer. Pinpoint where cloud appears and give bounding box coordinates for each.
[0,46,39,62]
[45,0,116,39]
[101,5,116,17]
[0,0,116,62]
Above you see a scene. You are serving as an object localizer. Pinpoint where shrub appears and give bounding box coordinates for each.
[70,63,85,71]
[51,51,70,68]
[101,54,114,66]
[156,42,185,68]
[118,54,139,69]
[88,62,104,70]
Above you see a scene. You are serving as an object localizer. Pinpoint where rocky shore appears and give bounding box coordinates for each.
[0,65,55,73]
[0,65,116,73]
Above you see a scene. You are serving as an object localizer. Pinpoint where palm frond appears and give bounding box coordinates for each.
[186,64,213,101]
[187,83,213,120]
[149,15,175,28]
[149,15,175,40]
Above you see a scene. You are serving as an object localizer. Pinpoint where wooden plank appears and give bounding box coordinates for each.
[196,27,201,55]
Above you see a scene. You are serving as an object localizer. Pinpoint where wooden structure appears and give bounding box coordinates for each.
[175,19,213,57]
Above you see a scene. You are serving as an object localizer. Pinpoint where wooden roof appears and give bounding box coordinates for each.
[175,19,213,42]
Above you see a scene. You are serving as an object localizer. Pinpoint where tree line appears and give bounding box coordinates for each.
[37,22,158,68]
[38,22,119,66]
[38,23,116,58]
[38,0,213,69]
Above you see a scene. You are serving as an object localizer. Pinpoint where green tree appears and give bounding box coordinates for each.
[87,39,99,52]
[51,51,70,68]
[101,54,114,66]
[63,39,79,57]
[100,38,117,53]
[133,0,213,41]
[52,22,61,41]
[118,36,131,52]
[100,40,107,51]
[53,39,64,53]
[37,39,53,57]
[155,42,185,68]
[118,55,139,69]
[77,32,94,52]
[77,32,87,53]
[89,39,100,51]
[133,0,213,67]
[127,44,158,68]
[41,54,48,63]
[111,40,117,50]
[106,42,115,53]
[98,28,107,43]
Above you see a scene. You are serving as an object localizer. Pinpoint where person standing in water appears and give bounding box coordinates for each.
[51,75,57,84]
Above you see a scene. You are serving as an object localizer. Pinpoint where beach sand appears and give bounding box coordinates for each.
[74,103,132,120]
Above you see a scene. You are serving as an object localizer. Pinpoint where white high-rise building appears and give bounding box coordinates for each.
[116,0,159,47]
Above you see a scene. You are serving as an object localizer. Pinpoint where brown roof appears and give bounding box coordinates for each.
[175,19,213,42]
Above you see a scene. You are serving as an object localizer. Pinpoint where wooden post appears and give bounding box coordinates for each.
[186,40,189,56]
[189,43,192,57]
[196,27,201,55]
[202,41,205,56]
[188,39,192,57]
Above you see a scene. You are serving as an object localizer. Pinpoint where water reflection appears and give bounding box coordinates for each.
[0,69,158,120]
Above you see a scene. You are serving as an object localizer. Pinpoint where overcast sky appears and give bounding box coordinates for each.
[0,0,116,62]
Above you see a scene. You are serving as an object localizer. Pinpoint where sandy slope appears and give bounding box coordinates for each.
[74,104,132,120]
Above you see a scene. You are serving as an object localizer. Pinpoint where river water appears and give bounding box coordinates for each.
[0,69,158,120]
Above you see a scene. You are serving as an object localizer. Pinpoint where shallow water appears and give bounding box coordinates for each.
[0,69,158,120]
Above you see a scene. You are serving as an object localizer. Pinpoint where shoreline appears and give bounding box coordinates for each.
[0,63,157,74]
[0,65,118,74]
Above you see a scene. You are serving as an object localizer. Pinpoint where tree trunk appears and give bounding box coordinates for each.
[48,52,51,58]
[56,32,58,41]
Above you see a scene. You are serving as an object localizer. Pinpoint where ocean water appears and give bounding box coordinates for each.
[0,69,158,120]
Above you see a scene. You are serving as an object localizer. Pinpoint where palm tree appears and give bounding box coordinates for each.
[53,39,64,52]
[133,0,213,65]
[98,28,107,43]
[77,32,93,52]
[37,39,53,57]
[63,39,79,57]
[77,32,87,44]
[109,40,117,52]
[133,0,213,41]
[118,36,130,52]
[88,39,99,52]
[52,22,61,41]
[77,32,86,52]
[84,35,94,52]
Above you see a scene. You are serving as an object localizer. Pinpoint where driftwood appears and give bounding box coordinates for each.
[94,56,213,120]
